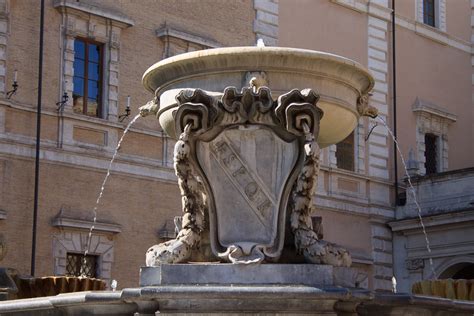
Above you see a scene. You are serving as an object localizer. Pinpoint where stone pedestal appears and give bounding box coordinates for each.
[140,264,363,289]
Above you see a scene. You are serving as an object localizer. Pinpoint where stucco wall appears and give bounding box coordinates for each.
[395,25,472,172]
[279,0,368,66]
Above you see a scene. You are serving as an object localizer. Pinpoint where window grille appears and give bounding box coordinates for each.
[423,0,436,27]
[65,253,98,278]
[336,132,355,171]
[73,38,103,117]
[424,133,438,174]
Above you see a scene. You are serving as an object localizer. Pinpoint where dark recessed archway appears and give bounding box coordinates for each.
[439,263,474,279]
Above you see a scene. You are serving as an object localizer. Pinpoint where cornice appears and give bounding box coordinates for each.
[51,216,122,234]
[156,26,221,48]
[388,209,474,232]
[53,0,134,28]
[412,98,457,123]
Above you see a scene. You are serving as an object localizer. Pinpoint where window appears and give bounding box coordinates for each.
[423,0,436,27]
[66,253,98,278]
[424,133,438,174]
[417,0,446,31]
[413,98,455,175]
[73,38,103,117]
[336,132,355,171]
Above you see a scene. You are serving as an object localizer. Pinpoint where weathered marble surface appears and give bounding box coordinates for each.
[140,264,336,287]
[197,127,298,263]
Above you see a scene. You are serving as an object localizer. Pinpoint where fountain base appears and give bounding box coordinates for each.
[140,264,362,288]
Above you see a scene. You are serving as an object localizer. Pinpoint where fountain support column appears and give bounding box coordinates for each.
[142,86,352,267]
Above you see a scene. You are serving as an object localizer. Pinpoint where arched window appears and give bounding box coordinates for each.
[439,262,474,279]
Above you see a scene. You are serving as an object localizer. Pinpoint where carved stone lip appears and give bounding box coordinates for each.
[142,46,374,95]
[144,47,375,147]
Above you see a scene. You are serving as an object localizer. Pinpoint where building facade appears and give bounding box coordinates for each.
[0,0,472,293]
[278,0,473,292]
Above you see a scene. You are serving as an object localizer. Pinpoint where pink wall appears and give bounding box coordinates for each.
[279,0,368,66]
[395,26,473,171]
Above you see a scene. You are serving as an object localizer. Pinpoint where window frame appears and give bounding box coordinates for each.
[73,37,104,118]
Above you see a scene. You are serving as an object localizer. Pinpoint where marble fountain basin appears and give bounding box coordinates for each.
[142,46,374,148]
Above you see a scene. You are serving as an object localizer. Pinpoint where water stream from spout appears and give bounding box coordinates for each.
[377,116,437,279]
[81,114,141,276]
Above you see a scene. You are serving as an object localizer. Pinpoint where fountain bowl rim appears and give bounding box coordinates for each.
[142,46,374,94]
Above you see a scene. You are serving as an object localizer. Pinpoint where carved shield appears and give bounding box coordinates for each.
[197,127,299,263]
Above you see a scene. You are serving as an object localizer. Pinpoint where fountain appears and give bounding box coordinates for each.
[2,46,474,315]
[136,46,377,289]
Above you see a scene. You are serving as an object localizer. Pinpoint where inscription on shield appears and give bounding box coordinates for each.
[197,127,298,248]
[210,139,274,225]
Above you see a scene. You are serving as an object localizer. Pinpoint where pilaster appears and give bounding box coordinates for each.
[367,16,390,180]
[367,4,393,291]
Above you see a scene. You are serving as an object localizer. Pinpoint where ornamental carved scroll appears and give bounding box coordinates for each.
[144,86,351,267]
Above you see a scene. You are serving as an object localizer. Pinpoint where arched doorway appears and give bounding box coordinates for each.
[439,262,474,279]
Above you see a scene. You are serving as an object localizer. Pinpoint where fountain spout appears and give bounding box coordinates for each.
[139,97,159,117]
[357,94,378,118]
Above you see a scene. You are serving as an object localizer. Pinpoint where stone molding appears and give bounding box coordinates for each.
[53,0,134,28]
[0,135,177,183]
[389,209,474,233]
[412,98,454,175]
[156,24,221,59]
[156,25,221,50]
[51,216,122,234]
[54,0,134,122]
[1,100,162,137]
[253,0,278,46]
[412,98,457,122]
[331,0,470,53]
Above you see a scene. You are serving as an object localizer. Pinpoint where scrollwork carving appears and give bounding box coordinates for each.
[220,87,275,125]
[276,89,322,136]
[406,258,424,271]
[288,121,352,267]
[146,124,206,265]
[174,89,219,136]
